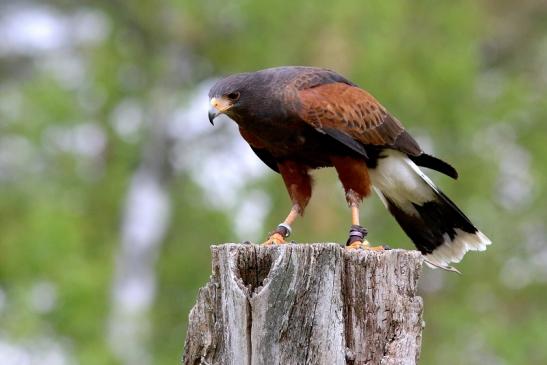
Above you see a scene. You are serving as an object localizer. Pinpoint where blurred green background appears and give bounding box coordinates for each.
[1,0,546,364]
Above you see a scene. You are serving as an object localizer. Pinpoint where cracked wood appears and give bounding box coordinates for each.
[183,243,424,365]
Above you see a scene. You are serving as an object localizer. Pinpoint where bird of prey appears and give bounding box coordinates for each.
[208,66,490,270]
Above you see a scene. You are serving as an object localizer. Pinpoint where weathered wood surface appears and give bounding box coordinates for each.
[183,243,424,365]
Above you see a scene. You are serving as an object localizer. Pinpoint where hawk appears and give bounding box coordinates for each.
[208,66,490,270]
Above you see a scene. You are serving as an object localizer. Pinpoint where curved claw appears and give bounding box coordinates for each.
[262,232,286,245]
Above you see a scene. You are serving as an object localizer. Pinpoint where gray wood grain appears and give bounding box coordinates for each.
[183,243,424,365]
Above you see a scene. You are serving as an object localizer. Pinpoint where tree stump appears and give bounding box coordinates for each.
[183,243,424,365]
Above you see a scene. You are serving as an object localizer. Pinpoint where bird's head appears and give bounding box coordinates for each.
[208,68,294,126]
[208,73,253,126]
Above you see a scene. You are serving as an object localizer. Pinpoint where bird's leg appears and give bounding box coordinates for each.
[262,161,312,245]
[347,205,368,246]
[346,202,371,249]
[262,204,300,245]
[345,202,389,251]
[330,156,387,251]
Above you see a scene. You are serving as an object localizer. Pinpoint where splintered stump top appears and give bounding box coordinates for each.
[183,243,424,365]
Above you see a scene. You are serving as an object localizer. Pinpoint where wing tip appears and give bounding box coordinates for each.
[410,153,459,180]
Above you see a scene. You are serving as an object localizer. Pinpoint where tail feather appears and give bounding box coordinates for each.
[369,150,491,269]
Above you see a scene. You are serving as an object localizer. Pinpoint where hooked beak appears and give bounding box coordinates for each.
[208,97,232,126]
[208,108,218,125]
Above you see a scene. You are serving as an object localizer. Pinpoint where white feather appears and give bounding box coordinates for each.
[424,230,491,269]
[369,150,436,215]
[369,150,491,269]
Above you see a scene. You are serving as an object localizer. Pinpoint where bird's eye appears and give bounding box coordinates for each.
[226,92,240,101]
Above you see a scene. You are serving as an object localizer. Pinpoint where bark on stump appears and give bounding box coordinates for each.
[183,243,424,365]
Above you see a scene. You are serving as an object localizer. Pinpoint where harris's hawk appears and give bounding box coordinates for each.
[208,66,490,270]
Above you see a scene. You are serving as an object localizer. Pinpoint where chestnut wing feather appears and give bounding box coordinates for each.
[295,82,422,156]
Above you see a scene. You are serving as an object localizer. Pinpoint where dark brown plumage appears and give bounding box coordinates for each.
[208,66,490,270]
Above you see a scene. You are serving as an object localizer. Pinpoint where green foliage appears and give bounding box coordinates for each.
[1,0,546,364]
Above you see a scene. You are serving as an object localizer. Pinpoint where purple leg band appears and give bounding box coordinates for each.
[346,224,368,246]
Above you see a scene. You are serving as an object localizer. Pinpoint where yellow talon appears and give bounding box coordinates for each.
[262,232,286,245]
[346,240,385,251]
[346,240,369,250]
